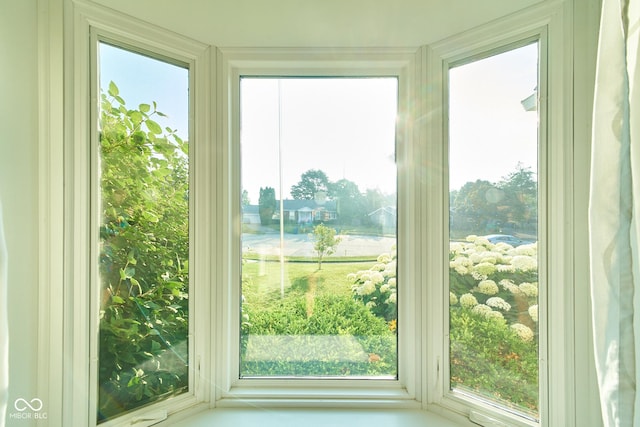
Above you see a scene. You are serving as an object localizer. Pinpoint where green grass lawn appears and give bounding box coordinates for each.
[241,258,375,307]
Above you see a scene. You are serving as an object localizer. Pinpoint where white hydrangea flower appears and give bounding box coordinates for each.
[473,262,497,277]
[477,280,499,295]
[450,292,458,306]
[377,253,392,263]
[515,243,537,257]
[472,304,493,317]
[380,284,390,293]
[346,273,357,281]
[450,242,464,253]
[366,301,377,309]
[371,271,385,284]
[387,278,397,288]
[486,296,511,311]
[357,280,376,296]
[528,304,539,322]
[511,255,537,272]
[497,264,516,273]
[511,323,535,342]
[474,237,492,247]
[387,292,397,304]
[519,282,538,298]
[466,235,479,243]
[485,310,505,323]
[499,279,521,294]
[470,252,484,264]
[459,293,478,309]
[358,272,372,282]
[454,265,469,275]
[479,251,500,264]
[372,263,386,271]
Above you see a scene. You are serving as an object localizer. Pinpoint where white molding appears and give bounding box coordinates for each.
[421,2,576,426]
[37,0,65,425]
[216,48,420,403]
[61,1,212,425]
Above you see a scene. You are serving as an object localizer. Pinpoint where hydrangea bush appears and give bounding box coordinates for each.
[348,247,397,322]
[449,235,538,340]
[449,235,539,414]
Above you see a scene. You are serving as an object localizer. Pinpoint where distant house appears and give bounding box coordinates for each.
[242,199,338,224]
[368,206,397,228]
[242,204,261,224]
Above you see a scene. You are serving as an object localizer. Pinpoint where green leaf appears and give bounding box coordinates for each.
[108,81,119,97]
[146,119,162,135]
[139,103,151,113]
[112,295,125,304]
[128,110,143,125]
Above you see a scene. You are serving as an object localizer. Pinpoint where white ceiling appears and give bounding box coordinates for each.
[91,0,543,48]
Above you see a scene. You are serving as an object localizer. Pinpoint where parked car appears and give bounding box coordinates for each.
[483,234,532,246]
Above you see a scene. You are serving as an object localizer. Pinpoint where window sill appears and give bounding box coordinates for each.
[168,407,472,427]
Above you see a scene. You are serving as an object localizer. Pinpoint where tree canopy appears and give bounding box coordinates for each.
[290,169,330,200]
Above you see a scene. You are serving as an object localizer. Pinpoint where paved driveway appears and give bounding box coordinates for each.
[242,233,396,258]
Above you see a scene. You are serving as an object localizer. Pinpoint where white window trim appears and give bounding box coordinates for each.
[37,0,589,426]
[421,3,576,426]
[55,1,214,425]
[213,47,422,408]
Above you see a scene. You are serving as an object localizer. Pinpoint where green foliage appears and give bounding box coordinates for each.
[311,223,342,269]
[450,308,538,415]
[290,169,330,200]
[450,164,538,235]
[98,82,189,421]
[329,178,366,226]
[449,235,539,415]
[258,186,276,225]
[241,294,396,376]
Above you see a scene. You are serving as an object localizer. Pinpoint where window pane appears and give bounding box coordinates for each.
[97,43,190,421]
[448,43,539,418]
[240,78,398,378]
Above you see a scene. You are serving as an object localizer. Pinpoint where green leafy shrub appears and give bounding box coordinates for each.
[98,82,189,420]
[241,294,396,377]
[450,308,538,414]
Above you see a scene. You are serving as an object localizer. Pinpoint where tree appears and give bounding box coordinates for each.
[241,189,251,207]
[450,179,502,232]
[328,178,365,226]
[497,164,537,232]
[311,223,342,270]
[291,169,330,200]
[258,187,276,225]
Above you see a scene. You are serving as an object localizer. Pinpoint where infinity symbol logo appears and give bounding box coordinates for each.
[14,398,44,412]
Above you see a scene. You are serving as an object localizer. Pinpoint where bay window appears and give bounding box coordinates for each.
[53,2,582,426]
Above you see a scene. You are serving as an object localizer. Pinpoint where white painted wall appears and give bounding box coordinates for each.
[0,0,40,425]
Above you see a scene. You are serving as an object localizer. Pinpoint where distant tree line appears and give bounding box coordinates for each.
[253,169,395,228]
[450,164,537,236]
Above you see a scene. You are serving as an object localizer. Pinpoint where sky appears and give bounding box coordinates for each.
[449,42,539,190]
[99,41,539,201]
[240,78,398,203]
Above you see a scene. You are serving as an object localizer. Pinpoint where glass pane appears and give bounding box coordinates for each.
[240,78,398,378]
[97,43,189,421]
[448,43,539,418]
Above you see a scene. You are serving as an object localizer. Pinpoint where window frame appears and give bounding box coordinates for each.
[62,3,213,426]
[421,4,575,426]
[214,48,422,407]
[47,1,582,426]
